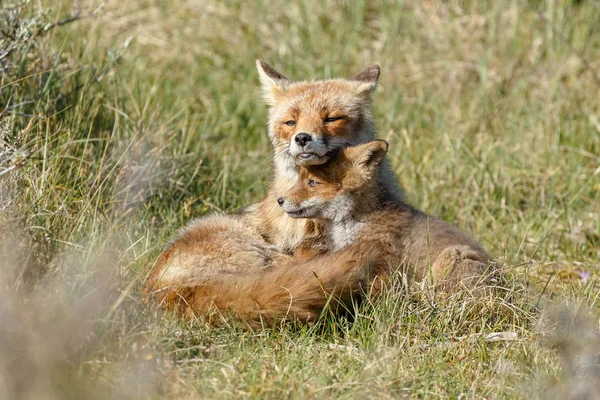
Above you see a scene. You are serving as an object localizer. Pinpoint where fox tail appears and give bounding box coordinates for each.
[145,242,386,328]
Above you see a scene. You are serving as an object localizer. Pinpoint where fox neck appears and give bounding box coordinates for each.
[322,184,386,250]
[324,218,365,251]
[273,150,300,182]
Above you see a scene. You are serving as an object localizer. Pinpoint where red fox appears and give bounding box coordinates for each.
[145,142,496,328]
[145,61,402,296]
[278,140,496,292]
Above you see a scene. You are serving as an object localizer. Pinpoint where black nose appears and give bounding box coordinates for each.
[277,197,285,206]
[294,133,312,147]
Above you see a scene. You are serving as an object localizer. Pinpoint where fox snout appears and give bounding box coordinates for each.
[277,196,313,218]
[294,133,312,147]
[277,196,298,211]
[289,132,334,166]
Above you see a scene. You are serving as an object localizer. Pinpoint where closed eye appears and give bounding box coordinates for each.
[324,116,344,123]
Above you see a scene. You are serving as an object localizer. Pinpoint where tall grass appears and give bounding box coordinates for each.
[1,0,599,398]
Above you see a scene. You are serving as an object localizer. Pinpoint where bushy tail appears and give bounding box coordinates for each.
[145,241,387,328]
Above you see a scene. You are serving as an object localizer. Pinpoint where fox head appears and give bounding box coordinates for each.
[256,60,380,175]
[277,140,389,222]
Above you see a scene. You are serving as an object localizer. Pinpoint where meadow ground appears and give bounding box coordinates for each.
[1,0,599,398]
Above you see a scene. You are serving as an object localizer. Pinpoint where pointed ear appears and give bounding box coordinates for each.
[345,140,389,178]
[348,64,380,94]
[256,59,291,105]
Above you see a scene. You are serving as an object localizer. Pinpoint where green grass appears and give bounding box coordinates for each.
[1,0,599,398]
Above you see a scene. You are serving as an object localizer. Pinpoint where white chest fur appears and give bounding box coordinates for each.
[325,218,366,251]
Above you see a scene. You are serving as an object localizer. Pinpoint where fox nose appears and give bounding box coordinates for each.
[294,133,312,147]
[277,197,285,206]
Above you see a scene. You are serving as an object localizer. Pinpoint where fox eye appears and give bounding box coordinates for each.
[324,116,344,123]
[308,179,319,187]
[284,120,296,126]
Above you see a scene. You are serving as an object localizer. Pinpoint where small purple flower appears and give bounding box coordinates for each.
[580,271,590,282]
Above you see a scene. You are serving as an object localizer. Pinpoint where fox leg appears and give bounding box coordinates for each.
[429,245,496,292]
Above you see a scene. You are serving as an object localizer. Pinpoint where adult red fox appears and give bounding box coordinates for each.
[145,61,401,296]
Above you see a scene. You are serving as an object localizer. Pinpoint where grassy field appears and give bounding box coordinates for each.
[1,0,599,398]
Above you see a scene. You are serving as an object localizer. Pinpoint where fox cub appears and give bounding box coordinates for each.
[278,140,496,292]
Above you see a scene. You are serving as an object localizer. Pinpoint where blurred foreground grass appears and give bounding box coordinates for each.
[1,0,599,398]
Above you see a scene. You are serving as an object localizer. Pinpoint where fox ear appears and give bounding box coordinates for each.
[348,64,380,94]
[256,59,291,105]
[346,140,389,177]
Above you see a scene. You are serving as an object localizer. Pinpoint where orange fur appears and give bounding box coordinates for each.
[146,240,383,329]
